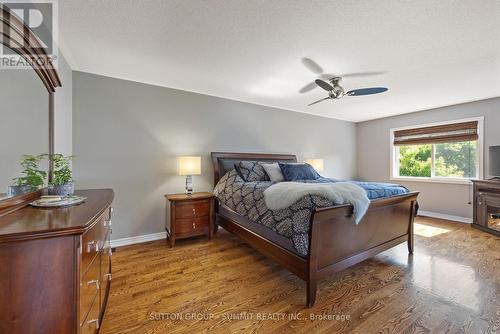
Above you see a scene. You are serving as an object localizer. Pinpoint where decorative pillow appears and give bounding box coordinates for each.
[260,163,285,182]
[234,161,270,182]
[279,163,321,181]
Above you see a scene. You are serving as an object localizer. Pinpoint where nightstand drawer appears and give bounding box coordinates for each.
[175,200,210,219]
[176,217,209,234]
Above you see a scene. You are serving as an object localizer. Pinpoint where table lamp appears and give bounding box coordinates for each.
[306,159,324,173]
[177,156,201,195]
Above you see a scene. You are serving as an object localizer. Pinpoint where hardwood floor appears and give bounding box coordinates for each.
[100,217,499,334]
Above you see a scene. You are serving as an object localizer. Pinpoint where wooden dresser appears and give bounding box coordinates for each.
[0,189,114,334]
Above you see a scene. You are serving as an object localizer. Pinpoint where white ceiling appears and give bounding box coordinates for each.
[59,0,500,122]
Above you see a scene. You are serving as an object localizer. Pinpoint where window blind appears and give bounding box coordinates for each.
[393,121,478,146]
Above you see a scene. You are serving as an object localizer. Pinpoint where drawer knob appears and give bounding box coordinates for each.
[104,273,112,281]
[193,208,196,215]
[192,223,196,229]
[87,318,99,329]
[87,279,100,290]
[108,207,114,221]
[104,219,112,227]
[86,240,99,253]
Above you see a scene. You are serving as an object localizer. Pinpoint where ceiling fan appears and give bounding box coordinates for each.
[308,77,388,106]
[299,57,386,94]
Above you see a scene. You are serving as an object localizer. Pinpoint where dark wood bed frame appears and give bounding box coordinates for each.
[211,152,419,307]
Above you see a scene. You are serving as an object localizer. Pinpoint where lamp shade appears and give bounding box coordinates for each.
[177,156,201,176]
[306,159,324,172]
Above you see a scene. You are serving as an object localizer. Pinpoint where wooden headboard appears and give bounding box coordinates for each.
[211,152,297,186]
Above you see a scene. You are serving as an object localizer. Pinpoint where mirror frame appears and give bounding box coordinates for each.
[0,5,61,214]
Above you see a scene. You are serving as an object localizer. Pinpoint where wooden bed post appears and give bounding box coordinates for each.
[306,219,320,307]
[408,201,416,254]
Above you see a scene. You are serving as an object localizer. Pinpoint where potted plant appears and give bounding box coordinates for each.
[8,154,47,197]
[48,154,75,196]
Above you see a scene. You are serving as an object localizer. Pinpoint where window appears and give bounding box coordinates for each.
[391,118,483,183]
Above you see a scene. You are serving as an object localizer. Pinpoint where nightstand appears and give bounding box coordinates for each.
[165,192,214,247]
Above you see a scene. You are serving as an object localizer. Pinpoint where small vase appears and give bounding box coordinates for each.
[48,182,75,196]
[7,185,35,197]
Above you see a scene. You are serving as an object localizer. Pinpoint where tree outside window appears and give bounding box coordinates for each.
[397,141,477,179]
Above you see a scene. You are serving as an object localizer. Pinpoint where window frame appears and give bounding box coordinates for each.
[390,117,484,184]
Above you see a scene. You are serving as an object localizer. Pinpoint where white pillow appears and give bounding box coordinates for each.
[260,163,285,182]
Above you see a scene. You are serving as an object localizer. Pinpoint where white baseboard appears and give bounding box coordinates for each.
[418,210,472,224]
[110,231,167,248]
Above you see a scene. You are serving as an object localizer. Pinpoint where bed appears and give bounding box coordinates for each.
[211,152,419,307]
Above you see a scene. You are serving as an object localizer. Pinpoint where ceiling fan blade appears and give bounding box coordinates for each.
[308,97,330,106]
[341,71,386,78]
[319,73,338,80]
[299,81,318,93]
[302,57,323,74]
[346,87,388,96]
[315,79,333,91]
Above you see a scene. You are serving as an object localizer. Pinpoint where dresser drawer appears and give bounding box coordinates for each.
[175,200,211,219]
[82,209,110,273]
[100,231,112,308]
[176,217,209,235]
[80,255,100,325]
[81,294,100,334]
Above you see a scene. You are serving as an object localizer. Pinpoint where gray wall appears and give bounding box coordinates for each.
[357,97,500,219]
[0,64,48,193]
[54,53,73,155]
[72,72,357,240]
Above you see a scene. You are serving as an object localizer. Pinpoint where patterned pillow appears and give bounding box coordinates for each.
[279,163,321,181]
[234,161,270,182]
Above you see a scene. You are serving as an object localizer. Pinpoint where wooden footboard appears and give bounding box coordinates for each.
[305,191,419,307]
[216,191,418,308]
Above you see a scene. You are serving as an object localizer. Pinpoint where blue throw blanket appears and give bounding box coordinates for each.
[305,177,409,200]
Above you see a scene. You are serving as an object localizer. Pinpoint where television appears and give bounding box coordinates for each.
[489,146,500,177]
